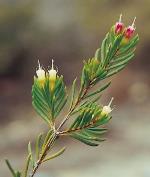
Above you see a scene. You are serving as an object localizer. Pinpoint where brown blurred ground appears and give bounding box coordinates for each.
[0,0,150,177]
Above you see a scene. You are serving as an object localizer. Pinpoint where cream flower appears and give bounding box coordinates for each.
[101,97,114,116]
[36,60,45,81]
[48,59,57,91]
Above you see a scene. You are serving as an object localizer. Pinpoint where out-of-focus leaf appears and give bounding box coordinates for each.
[15,171,21,177]
[95,48,101,61]
[23,154,31,177]
[5,159,16,177]
[28,142,34,169]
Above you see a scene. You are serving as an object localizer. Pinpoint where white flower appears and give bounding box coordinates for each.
[48,59,57,82]
[101,97,114,116]
[48,59,57,91]
[36,60,45,81]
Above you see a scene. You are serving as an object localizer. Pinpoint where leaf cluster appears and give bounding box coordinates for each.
[81,27,139,90]
[6,130,66,177]
[32,75,67,125]
[68,102,111,146]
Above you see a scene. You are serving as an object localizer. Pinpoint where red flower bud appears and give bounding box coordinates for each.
[115,14,124,34]
[124,17,136,39]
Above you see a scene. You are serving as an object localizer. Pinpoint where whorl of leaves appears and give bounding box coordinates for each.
[32,75,67,125]
[81,27,139,89]
[68,102,111,146]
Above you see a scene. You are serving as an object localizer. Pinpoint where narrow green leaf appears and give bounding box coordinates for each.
[108,27,115,44]
[101,34,108,63]
[94,116,112,127]
[81,65,89,88]
[32,101,51,125]
[28,142,34,169]
[84,82,111,99]
[95,48,101,61]
[42,147,66,163]
[79,111,92,128]
[71,115,83,130]
[55,84,65,102]
[15,171,21,177]
[5,159,16,177]
[92,70,107,84]
[23,154,31,177]
[54,96,68,118]
[32,86,49,108]
[108,54,134,70]
[82,130,105,142]
[88,127,107,131]
[106,64,126,78]
[42,130,53,151]
[87,128,107,135]
[71,95,101,116]
[35,133,43,160]
[42,79,52,108]
[119,34,139,54]
[32,81,52,124]
[69,77,77,110]
[70,133,99,146]
[54,77,63,97]
[106,34,123,63]
[113,50,134,63]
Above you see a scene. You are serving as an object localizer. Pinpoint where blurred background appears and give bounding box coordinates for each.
[0,0,150,177]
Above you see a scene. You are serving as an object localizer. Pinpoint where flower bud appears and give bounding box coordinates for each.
[36,60,45,87]
[101,97,114,116]
[48,59,57,91]
[124,17,136,39]
[115,14,124,34]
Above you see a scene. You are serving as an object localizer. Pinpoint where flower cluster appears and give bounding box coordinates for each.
[114,14,136,40]
[36,60,57,90]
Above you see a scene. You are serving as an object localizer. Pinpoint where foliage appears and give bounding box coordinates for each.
[32,75,67,125]
[68,102,111,146]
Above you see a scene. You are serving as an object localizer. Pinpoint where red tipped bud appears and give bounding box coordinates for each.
[124,17,136,39]
[115,14,124,34]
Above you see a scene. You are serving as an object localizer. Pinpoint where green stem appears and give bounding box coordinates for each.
[29,132,57,177]
[29,83,91,177]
